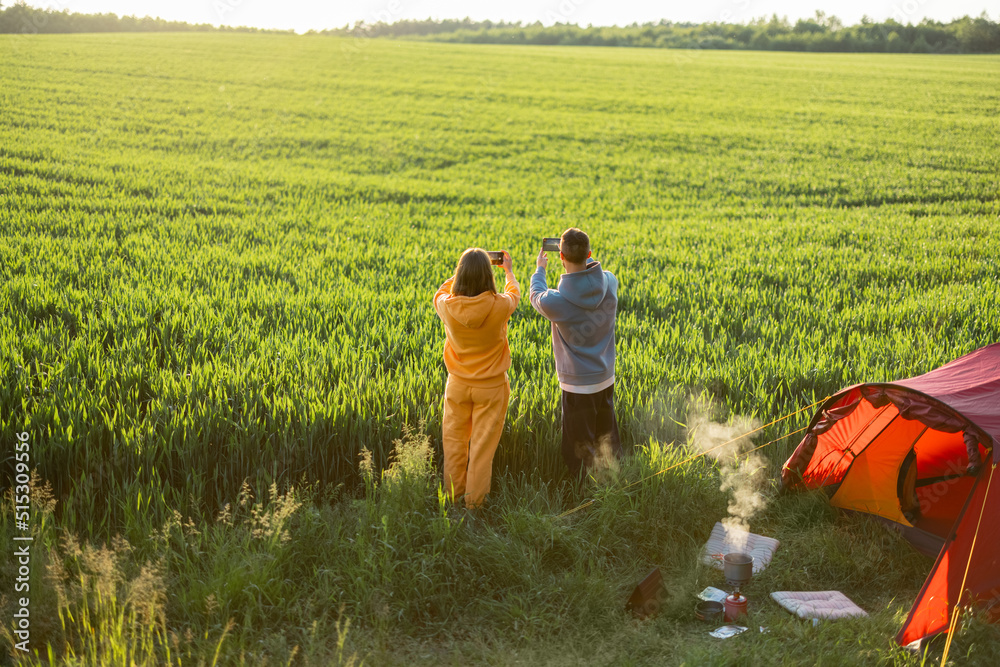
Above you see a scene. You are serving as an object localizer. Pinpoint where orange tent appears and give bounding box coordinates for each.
[781,343,1000,648]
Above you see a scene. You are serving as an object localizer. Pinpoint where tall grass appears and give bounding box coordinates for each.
[5,430,999,664]
[1,34,999,664]
[1,36,997,537]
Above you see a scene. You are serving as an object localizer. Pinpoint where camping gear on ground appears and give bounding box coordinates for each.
[695,600,725,622]
[770,591,868,620]
[721,553,752,621]
[724,593,749,621]
[702,521,780,574]
[780,342,1000,648]
[625,567,664,619]
[697,586,729,603]
[709,625,748,639]
[723,552,754,588]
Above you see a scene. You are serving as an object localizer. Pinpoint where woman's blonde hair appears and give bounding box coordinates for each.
[452,248,497,297]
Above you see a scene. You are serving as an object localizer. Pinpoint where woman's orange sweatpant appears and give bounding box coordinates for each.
[441,375,510,508]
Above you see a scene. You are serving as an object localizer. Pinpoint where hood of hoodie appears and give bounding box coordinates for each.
[444,292,495,329]
[557,260,607,310]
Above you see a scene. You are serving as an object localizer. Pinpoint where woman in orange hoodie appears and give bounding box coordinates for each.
[433,248,520,508]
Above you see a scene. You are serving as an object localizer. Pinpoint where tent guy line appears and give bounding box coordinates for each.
[555,396,831,520]
[782,342,1000,649]
[941,463,996,667]
[554,342,1000,650]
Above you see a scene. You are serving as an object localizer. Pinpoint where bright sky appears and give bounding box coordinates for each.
[32,0,995,34]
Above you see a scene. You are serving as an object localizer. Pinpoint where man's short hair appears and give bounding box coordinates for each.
[560,228,590,264]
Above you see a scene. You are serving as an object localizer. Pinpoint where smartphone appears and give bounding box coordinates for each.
[542,237,560,252]
[486,251,504,266]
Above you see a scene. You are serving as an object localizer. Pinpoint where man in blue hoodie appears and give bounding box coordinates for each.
[530,228,622,476]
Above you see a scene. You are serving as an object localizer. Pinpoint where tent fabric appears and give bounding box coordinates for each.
[888,343,1000,459]
[897,465,1000,647]
[701,521,780,574]
[781,391,865,486]
[859,385,989,468]
[779,343,1000,648]
[828,414,926,526]
[782,343,1000,490]
[771,591,868,620]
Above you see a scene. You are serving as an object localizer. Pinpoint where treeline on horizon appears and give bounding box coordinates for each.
[2,2,998,54]
[0,2,291,35]
[327,12,1000,54]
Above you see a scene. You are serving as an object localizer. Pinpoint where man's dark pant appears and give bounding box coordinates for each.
[561,384,622,476]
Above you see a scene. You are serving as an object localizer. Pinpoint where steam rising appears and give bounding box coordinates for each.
[583,434,620,484]
[687,397,768,543]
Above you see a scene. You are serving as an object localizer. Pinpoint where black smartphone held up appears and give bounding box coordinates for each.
[542,237,560,252]
[486,251,504,266]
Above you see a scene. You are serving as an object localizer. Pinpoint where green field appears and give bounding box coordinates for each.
[2,33,999,665]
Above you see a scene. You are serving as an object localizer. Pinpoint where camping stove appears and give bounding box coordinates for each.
[724,592,748,621]
[722,552,753,621]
